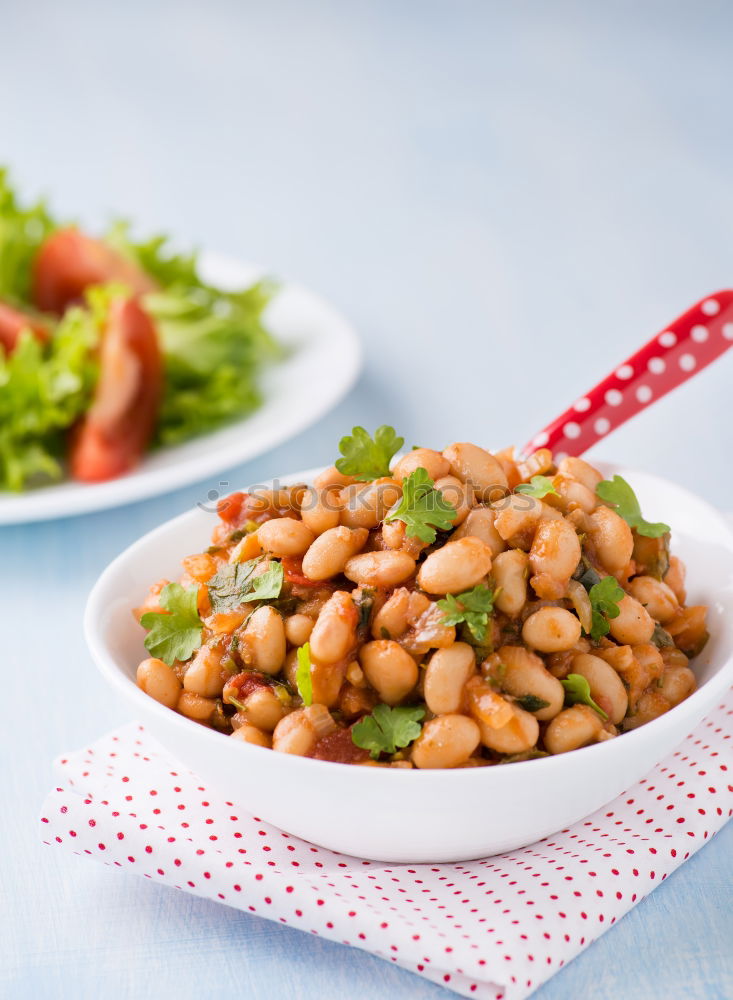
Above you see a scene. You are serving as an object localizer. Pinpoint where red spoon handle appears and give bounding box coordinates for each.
[522,290,733,460]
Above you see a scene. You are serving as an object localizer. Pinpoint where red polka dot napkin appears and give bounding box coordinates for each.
[41,692,733,1000]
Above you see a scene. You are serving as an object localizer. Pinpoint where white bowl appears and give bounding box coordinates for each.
[84,462,733,863]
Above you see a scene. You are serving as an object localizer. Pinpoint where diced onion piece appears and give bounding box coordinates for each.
[566,579,592,635]
[304,704,338,738]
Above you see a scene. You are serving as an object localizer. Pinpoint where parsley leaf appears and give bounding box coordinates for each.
[596,475,670,538]
[515,475,558,499]
[561,673,608,720]
[385,466,457,543]
[587,575,625,640]
[335,425,404,481]
[514,693,550,713]
[437,585,495,643]
[248,561,284,602]
[351,704,425,760]
[295,642,313,706]
[141,583,203,666]
[206,559,283,613]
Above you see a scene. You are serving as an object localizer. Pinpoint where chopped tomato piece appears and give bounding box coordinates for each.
[32,228,157,314]
[0,301,49,354]
[281,556,321,587]
[310,726,371,764]
[69,297,162,482]
[217,491,247,525]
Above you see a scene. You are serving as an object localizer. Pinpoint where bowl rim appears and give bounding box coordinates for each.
[85,461,733,784]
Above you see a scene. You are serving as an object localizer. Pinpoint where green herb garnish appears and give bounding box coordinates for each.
[437,585,495,643]
[385,466,457,544]
[335,425,404,481]
[351,704,425,759]
[515,475,558,499]
[206,559,283,613]
[596,475,670,538]
[295,642,313,706]
[587,575,625,640]
[561,673,608,720]
[514,694,550,713]
[141,583,203,666]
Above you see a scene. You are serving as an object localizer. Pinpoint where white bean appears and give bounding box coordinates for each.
[411,715,480,769]
[608,595,655,645]
[359,640,418,704]
[522,607,582,653]
[137,657,181,708]
[424,642,476,714]
[392,448,450,483]
[544,704,604,754]
[443,442,508,500]
[417,537,493,594]
[257,517,315,557]
[344,550,416,588]
[571,652,628,724]
[301,526,368,580]
[492,550,528,616]
[243,606,286,675]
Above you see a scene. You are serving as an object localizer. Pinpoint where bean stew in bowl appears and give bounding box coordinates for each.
[133,429,711,771]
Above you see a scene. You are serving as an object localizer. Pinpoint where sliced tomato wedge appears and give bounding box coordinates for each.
[69,297,162,482]
[0,301,49,354]
[32,228,157,314]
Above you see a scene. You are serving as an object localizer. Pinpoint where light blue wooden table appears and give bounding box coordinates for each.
[2,2,732,997]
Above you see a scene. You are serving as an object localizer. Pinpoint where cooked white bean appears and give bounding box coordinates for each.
[443,442,508,500]
[257,517,315,557]
[312,465,356,491]
[608,595,655,645]
[571,652,628,724]
[475,703,539,754]
[239,686,287,730]
[417,536,493,594]
[299,487,343,535]
[557,456,603,493]
[411,715,480,769]
[371,588,411,640]
[452,506,506,557]
[587,506,634,573]
[284,613,314,647]
[137,657,181,708]
[176,691,216,721]
[494,645,565,721]
[392,448,450,483]
[492,550,528,616]
[359,640,418,704]
[301,525,369,580]
[664,555,687,604]
[230,723,271,748]
[424,642,476,714]
[522,607,582,652]
[344,550,416,588]
[491,495,547,549]
[529,517,581,600]
[658,666,696,706]
[272,708,318,755]
[309,591,358,664]
[551,474,597,514]
[340,478,402,529]
[183,645,225,697]
[243,605,286,675]
[544,704,604,754]
[627,576,679,624]
[434,475,474,526]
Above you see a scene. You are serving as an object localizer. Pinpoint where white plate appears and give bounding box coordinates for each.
[0,253,362,524]
[85,462,733,862]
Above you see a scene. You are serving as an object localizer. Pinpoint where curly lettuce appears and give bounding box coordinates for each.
[0,306,99,490]
[0,175,283,490]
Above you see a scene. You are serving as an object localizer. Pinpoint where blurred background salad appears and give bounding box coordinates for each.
[0,171,279,490]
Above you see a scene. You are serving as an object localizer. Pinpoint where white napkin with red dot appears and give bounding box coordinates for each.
[40,692,733,1000]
